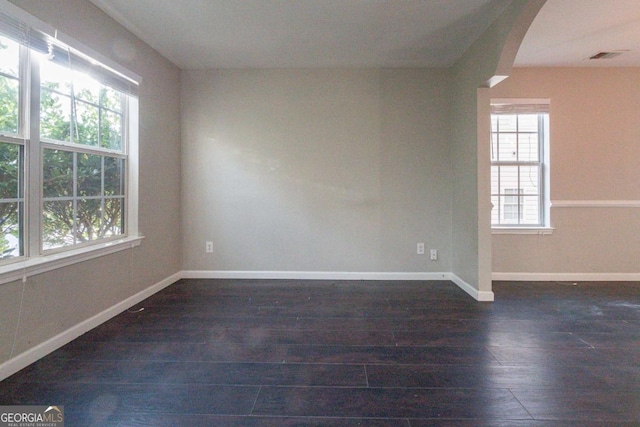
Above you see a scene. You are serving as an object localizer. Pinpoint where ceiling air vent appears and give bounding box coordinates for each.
[589,51,625,60]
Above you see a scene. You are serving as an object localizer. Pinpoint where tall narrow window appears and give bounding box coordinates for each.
[491,100,549,227]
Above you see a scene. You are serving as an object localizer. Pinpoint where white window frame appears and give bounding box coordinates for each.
[490,98,552,234]
[0,1,141,285]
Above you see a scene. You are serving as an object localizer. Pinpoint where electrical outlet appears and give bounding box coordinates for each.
[205,241,213,253]
[430,249,438,261]
[417,243,425,255]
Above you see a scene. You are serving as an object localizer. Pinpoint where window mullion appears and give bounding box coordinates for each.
[100,155,105,239]
[497,167,502,224]
[515,115,521,225]
[538,113,545,225]
[495,120,502,223]
[26,51,41,257]
[72,152,77,245]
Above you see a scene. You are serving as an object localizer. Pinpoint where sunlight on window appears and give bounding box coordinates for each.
[39,55,124,151]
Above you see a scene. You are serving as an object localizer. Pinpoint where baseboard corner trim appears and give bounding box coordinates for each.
[449,273,494,302]
[0,271,182,382]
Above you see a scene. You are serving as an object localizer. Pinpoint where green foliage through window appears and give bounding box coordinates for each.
[0,31,130,260]
[0,36,21,258]
[0,142,22,258]
[40,60,124,150]
[42,148,124,250]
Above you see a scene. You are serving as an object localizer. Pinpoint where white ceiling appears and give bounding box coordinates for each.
[89,0,640,70]
[515,0,640,67]
[88,0,511,69]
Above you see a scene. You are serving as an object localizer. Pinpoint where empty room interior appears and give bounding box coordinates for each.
[0,0,639,425]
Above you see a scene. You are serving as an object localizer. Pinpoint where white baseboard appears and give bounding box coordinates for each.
[449,273,494,302]
[182,270,449,281]
[183,270,489,301]
[492,272,640,281]
[0,271,182,382]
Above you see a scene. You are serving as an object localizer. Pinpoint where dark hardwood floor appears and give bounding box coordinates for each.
[1,279,640,426]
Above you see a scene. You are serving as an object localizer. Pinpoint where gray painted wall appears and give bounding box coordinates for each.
[181,69,452,273]
[0,0,182,365]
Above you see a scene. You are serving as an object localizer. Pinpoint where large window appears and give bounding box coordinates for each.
[491,100,549,227]
[0,6,138,271]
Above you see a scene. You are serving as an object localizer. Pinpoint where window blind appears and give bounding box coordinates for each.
[0,9,138,96]
[491,102,549,115]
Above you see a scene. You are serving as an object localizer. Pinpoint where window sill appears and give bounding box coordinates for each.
[0,235,144,286]
[492,227,554,235]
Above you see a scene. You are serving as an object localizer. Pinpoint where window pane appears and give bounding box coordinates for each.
[100,109,122,150]
[43,200,74,249]
[503,205,519,222]
[0,36,20,135]
[0,142,21,199]
[497,166,519,195]
[40,60,72,96]
[73,73,100,104]
[104,157,124,196]
[103,198,123,237]
[501,189,522,224]
[0,76,19,135]
[77,198,101,242]
[496,133,517,161]
[101,87,122,112]
[0,201,20,258]
[518,131,539,162]
[0,132,23,260]
[43,149,73,198]
[75,100,99,146]
[494,114,516,132]
[41,90,72,142]
[0,36,19,77]
[520,166,540,195]
[522,195,540,225]
[518,114,538,132]
[77,153,101,197]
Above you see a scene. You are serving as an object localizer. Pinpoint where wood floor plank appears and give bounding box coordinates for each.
[0,382,260,415]
[284,344,500,365]
[7,359,368,387]
[1,278,639,424]
[366,364,640,390]
[510,388,640,422]
[252,386,532,419]
[114,414,411,427]
[409,420,640,427]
